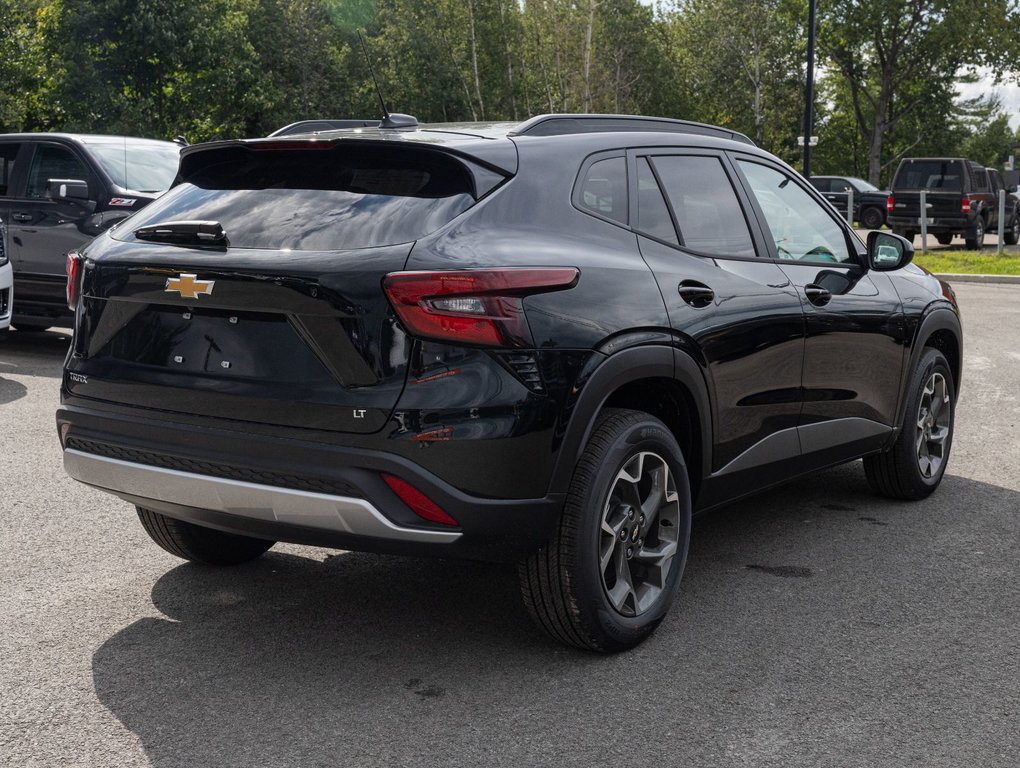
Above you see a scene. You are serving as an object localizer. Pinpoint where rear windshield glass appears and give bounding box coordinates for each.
[893,160,963,191]
[88,142,181,193]
[113,144,476,250]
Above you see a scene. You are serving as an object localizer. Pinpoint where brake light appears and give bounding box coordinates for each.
[961,196,973,213]
[66,251,84,310]
[383,268,579,347]
[887,196,894,212]
[381,474,458,526]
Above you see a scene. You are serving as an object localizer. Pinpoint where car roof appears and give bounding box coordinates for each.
[0,132,178,147]
[184,114,763,177]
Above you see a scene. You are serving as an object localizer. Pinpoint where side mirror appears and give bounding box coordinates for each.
[867,230,913,271]
[47,178,90,202]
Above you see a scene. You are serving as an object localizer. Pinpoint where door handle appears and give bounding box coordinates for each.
[678,280,714,308]
[804,284,832,306]
[11,212,33,222]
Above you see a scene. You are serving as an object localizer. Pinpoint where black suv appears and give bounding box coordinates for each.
[0,133,181,329]
[58,114,961,652]
[887,157,1019,249]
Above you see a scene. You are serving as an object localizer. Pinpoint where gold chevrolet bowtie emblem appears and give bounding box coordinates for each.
[165,274,215,299]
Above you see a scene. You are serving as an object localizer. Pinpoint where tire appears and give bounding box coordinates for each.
[935,233,953,246]
[860,206,884,230]
[136,507,275,565]
[964,217,985,250]
[1005,210,1020,245]
[12,322,51,332]
[863,348,955,500]
[518,408,692,652]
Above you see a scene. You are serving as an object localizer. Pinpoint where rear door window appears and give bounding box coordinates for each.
[115,144,481,250]
[634,158,678,245]
[649,154,756,257]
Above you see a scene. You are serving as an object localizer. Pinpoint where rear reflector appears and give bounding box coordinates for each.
[382,474,459,526]
[383,268,579,347]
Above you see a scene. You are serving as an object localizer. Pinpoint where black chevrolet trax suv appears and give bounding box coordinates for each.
[58,114,961,652]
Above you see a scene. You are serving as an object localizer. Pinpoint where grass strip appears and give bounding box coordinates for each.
[913,250,1020,275]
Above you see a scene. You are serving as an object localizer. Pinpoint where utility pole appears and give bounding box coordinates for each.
[802,0,817,178]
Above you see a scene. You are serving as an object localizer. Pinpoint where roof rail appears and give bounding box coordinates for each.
[509,114,754,146]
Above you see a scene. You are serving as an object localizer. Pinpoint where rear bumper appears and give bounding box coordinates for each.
[887,214,976,232]
[0,262,12,330]
[57,403,564,560]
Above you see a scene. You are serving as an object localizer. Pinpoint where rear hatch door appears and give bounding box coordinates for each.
[69,139,502,434]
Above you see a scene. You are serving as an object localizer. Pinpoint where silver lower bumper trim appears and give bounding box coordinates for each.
[63,448,461,544]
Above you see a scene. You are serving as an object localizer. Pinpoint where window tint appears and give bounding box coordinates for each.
[0,143,20,196]
[738,160,852,264]
[88,141,180,193]
[577,156,628,224]
[26,145,90,199]
[635,158,678,245]
[650,155,755,257]
[809,177,831,193]
[893,160,963,191]
[115,145,477,251]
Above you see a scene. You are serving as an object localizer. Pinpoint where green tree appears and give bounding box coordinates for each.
[819,0,1020,185]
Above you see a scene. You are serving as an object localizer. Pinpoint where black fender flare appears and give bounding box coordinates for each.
[894,305,962,428]
[547,344,713,495]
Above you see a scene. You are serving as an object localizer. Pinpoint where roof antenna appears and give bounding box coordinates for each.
[357,31,418,131]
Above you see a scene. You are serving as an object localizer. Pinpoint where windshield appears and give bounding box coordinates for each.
[88,142,181,193]
[848,177,879,192]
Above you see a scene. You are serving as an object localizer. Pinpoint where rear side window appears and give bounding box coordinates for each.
[576,156,628,224]
[650,155,755,257]
[893,160,964,191]
[115,145,478,250]
[0,143,19,196]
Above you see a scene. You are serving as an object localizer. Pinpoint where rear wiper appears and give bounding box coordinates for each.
[134,220,228,246]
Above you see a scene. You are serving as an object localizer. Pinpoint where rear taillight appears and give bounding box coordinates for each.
[961,196,973,213]
[381,474,458,526]
[66,251,84,310]
[383,268,579,347]
[887,196,894,212]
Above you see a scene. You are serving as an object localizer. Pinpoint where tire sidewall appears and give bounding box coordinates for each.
[901,349,955,492]
[861,207,883,230]
[570,416,692,648]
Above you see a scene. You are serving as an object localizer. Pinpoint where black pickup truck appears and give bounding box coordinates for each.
[0,133,180,330]
[886,157,1020,249]
[809,175,889,229]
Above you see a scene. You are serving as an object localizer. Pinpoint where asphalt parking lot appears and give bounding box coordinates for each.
[1,282,1018,768]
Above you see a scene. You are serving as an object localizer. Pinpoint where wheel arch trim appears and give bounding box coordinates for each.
[548,345,713,495]
[896,305,962,427]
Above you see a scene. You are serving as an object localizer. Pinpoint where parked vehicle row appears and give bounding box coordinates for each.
[57,114,961,652]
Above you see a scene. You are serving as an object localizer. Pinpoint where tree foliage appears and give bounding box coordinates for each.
[0,0,1018,185]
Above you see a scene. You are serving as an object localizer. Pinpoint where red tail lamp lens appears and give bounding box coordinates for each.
[66,251,84,310]
[886,196,894,212]
[961,196,973,214]
[383,268,579,347]
[382,474,459,526]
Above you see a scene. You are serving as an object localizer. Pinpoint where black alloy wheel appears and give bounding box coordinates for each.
[519,409,692,652]
[864,348,955,500]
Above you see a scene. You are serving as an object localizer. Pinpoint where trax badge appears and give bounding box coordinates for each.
[165,274,215,299]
